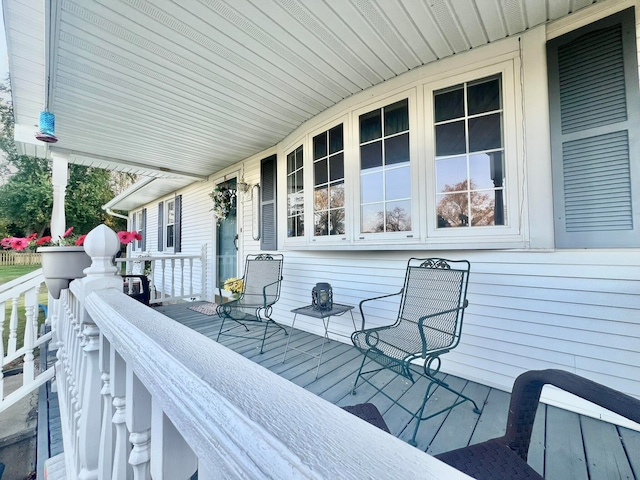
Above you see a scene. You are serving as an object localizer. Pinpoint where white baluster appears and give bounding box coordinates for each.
[0,300,5,399]
[22,288,37,383]
[111,352,130,480]
[8,296,18,354]
[150,398,197,480]
[188,258,194,298]
[170,259,175,300]
[98,334,114,480]
[126,370,151,480]
[179,258,184,298]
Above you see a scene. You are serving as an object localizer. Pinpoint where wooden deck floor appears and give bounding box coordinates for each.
[156,302,640,480]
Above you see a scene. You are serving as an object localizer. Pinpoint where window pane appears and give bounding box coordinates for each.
[385,166,410,200]
[329,153,344,182]
[288,215,304,237]
[436,192,470,228]
[361,203,384,233]
[314,158,328,186]
[314,186,328,211]
[435,121,466,156]
[469,113,502,152]
[361,172,383,203]
[435,86,464,122]
[330,210,346,235]
[385,133,409,165]
[386,200,411,231]
[329,125,343,154]
[166,225,174,247]
[314,212,329,236]
[361,142,383,170]
[167,202,175,223]
[468,78,501,115]
[436,156,467,192]
[469,152,504,189]
[296,170,304,191]
[384,99,409,135]
[313,133,327,160]
[330,182,345,208]
[470,190,499,226]
[287,152,295,172]
[360,109,382,142]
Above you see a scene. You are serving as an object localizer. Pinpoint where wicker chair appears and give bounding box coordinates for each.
[351,257,479,446]
[435,369,640,479]
[216,254,286,353]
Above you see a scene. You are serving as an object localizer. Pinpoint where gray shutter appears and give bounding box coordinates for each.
[548,8,640,248]
[174,195,182,253]
[157,201,164,252]
[260,155,277,250]
[141,208,147,251]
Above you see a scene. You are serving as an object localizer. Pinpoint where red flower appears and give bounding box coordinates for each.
[10,238,29,251]
[75,235,87,246]
[117,231,135,244]
[133,231,142,241]
[27,233,38,241]
[36,236,52,246]
[63,227,74,237]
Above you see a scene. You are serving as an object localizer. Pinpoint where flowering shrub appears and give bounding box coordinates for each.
[1,227,142,251]
[223,277,244,294]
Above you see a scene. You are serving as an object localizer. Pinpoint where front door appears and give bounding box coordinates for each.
[216,178,238,288]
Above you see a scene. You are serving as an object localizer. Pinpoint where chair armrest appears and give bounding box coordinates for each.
[504,369,640,461]
[261,276,283,307]
[358,289,403,330]
[416,305,466,356]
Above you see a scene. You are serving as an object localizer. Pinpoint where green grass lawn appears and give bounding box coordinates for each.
[0,263,48,354]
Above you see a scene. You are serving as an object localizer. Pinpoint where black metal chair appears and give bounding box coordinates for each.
[216,254,286,353]
[122,274,151,306]
[351,257,479,446]
[435,369,640,479]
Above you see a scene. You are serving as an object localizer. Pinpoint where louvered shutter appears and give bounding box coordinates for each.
[547,8,640,248]
[174,195,182,253]
[157,201,164,251]
[141,208,147,251]
[260,155,277,250]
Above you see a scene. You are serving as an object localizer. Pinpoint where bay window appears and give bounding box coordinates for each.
[313,124,345,237]
[287,145,304,237]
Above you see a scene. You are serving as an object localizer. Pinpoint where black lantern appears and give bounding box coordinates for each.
[312,282,333,311]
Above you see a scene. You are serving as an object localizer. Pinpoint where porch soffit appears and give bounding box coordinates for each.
[5,0,602,180]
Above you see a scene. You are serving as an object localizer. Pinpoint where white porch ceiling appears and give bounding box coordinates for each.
[5,0,601,181]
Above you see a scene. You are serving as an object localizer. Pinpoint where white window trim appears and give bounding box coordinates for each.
[424,61,523,243]
[131,210,142,252]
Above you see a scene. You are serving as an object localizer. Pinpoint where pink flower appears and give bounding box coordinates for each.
[10,238,29,251]
[75,235,87,246]
[36,236,52,246]
[1,237,13,249]
[117,231,135,244]
[27,233,38,241]
[133,231,142,241]
[63,227,74,238]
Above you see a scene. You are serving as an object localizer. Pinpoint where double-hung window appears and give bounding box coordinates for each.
[166,199,175,249]
[359,99,412,234]
[434,75,506,229]
[131,209,146,252]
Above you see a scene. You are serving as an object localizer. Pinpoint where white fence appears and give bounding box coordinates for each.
[0,268,55,412]
[48,225,469,479]
[116,246,207,304]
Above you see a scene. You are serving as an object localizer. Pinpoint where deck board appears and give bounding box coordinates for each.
[156,302,640,479]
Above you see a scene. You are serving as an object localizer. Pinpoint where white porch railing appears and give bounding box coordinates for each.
[116,246,207,304]
[0,268,55,412]
[48,224,470,479]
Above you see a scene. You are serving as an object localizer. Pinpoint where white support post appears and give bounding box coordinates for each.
[110,351,129,480]
[98,334,113,480]
[8,296,18,355]
[201,244,207,300]
[50,152,69,241]
[126,370,151,480]
[22,288,37,383]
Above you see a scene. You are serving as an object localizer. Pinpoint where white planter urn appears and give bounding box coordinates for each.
[37,246,92,299]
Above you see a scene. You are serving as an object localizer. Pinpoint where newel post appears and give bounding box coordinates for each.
[77,225,122,480]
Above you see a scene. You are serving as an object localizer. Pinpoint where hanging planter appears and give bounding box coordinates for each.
[209,185,236,224]
[36,246,91,299]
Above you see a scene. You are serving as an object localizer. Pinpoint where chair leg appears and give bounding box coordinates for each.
[351,353,369,394]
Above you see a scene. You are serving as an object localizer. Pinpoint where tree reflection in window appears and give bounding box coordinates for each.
[434,75,506,228]
[360,99,411,233]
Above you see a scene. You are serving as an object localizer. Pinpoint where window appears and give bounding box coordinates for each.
[359,99,411,233]
[434,75,505,228]
[313,124,345,236]
[166,199,175,249]
[157,196,181,252]
[131,209,146,251]
[261,155,277,250]
[287,145,304,237]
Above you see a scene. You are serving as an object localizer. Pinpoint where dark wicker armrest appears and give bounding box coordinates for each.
[505,369,640,460]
